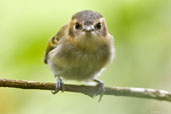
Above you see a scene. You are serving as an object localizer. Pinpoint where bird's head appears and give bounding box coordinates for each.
[67,10,111,51]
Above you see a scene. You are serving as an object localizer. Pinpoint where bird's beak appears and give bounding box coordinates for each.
[83,25,94,32]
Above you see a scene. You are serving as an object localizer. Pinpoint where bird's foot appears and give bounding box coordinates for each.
[93,79,105,102]
[51,76,65,94]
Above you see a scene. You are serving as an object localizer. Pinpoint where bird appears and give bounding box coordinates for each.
[44,10,115,101]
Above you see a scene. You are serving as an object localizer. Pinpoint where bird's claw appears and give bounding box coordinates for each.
[94,79,105,102]
[51,76,65,94]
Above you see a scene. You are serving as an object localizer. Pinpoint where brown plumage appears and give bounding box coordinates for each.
[44,10,115,100]
[44,24,67,64]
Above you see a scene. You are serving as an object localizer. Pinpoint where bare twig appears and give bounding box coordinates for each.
[0,78,171,102]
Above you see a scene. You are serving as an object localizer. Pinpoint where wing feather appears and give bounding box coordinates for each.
[44,24,67,64]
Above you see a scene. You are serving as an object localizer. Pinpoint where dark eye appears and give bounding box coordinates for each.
[75,23,82,30]
[95,22,101,30]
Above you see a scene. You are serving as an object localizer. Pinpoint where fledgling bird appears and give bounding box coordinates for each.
[44,10,115,101]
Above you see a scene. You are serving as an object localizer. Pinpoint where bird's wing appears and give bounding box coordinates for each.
[44,24,67,64]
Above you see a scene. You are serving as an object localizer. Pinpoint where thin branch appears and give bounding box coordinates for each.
[0,78,171,102]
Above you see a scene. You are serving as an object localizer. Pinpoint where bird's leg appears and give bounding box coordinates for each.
[51,76,65,94]
[93,79,105,102]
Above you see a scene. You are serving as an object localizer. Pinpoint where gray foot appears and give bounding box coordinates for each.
[93,79,105,102]
[51,76,65,94]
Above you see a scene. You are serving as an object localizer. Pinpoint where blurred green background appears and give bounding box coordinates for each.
[0,0,171,114]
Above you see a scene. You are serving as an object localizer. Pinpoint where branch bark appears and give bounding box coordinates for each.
[0,78,171,102]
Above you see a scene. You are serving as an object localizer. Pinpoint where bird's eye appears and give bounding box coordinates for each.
[75,23,82,30]
[95,22,102,30]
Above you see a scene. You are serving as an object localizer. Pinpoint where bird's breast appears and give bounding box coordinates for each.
[48,40,112,81]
